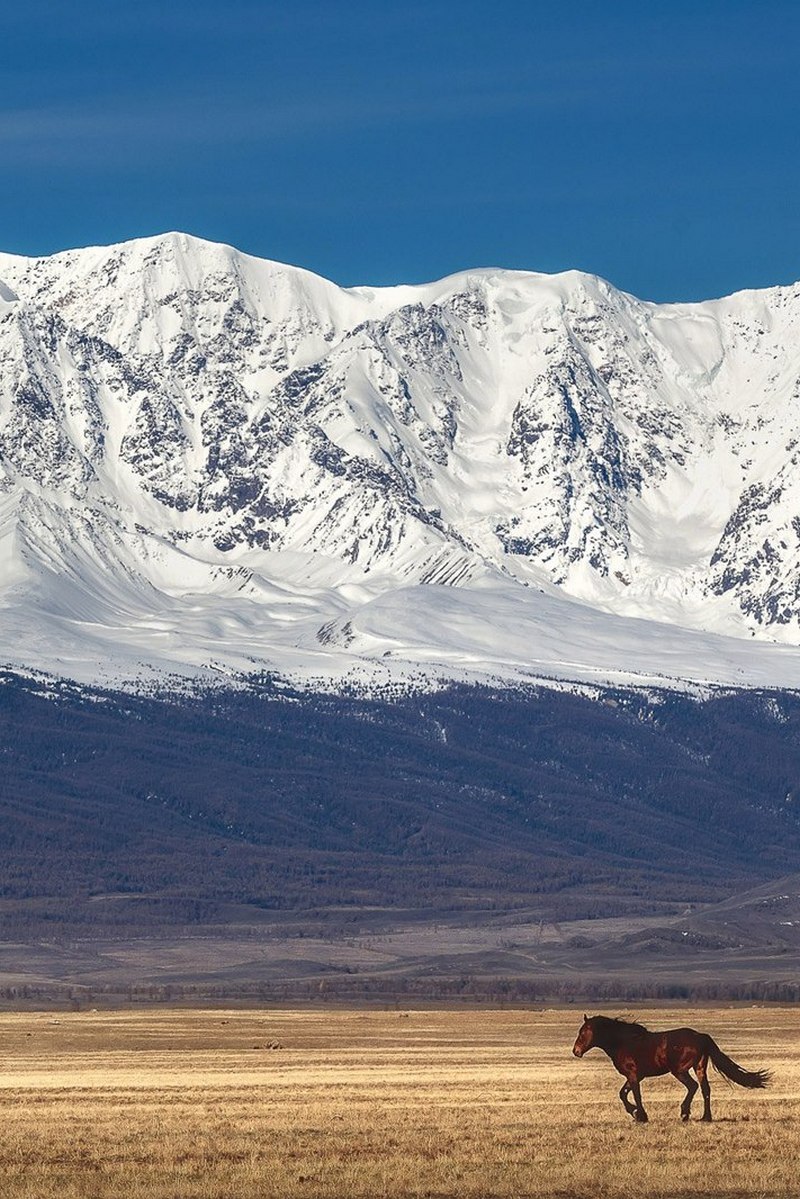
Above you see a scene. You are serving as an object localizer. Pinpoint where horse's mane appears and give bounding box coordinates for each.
[592,1015,651,1036]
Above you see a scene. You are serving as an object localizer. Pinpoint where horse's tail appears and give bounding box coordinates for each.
[706,1037,771,1089]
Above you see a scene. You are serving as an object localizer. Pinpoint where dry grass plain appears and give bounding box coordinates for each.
[0,1006,796,1199]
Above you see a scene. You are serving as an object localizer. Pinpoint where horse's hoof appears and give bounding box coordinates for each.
[701,1115,713,1123]
[635,1112,649,1123]
[680,1113,689,1122]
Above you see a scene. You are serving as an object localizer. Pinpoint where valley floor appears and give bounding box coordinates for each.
[0,1006,795,1198]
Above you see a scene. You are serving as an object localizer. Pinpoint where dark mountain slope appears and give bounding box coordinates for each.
[2,673,800,948]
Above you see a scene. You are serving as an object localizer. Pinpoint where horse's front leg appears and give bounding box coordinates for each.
[630,1077,648,1123]
[619,1081,638,1119]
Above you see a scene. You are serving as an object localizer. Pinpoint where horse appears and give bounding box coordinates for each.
[572,1014,771,1122]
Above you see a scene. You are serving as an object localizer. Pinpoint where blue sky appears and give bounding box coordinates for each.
[2,1,798,299]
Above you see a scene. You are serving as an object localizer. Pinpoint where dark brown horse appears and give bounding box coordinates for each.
[572,1014,771,1122]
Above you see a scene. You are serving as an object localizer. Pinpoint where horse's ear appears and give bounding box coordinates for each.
[583,1013,588,1022]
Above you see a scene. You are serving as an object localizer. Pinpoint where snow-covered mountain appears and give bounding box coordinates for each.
[2,232,800,691]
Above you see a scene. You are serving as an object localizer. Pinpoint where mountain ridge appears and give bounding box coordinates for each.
[2,232,800,692]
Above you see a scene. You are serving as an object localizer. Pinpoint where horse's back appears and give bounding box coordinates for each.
[623,1028,711,1077]
[663,1027,712,1069]
[664,1027,709,1047]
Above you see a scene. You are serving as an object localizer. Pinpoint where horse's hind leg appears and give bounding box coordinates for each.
[674,1070,698,1121]
[695,1056,712,1121]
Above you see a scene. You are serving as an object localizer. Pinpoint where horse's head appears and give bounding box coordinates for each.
[572,1014,595,1057]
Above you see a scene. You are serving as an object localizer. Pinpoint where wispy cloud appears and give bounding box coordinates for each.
[0,76,590,169]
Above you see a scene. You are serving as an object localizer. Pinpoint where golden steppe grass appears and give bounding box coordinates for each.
[0,1005,796,1198]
